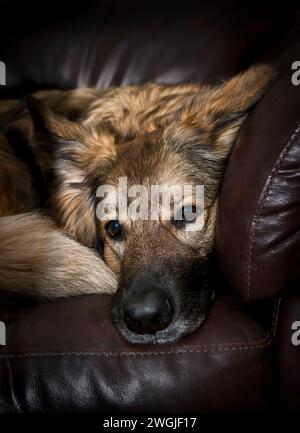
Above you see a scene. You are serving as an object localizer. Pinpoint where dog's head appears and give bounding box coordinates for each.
[28,65,274,344]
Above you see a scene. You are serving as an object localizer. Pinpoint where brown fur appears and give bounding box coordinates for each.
[0,65,274,302]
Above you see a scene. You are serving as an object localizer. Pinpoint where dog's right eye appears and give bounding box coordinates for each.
[172,205,198,229]
[105,220,122,238]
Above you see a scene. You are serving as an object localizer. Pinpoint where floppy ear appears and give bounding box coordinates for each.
[27,96,116,247]
[180,64,276,157]
[27,95,117,170]
[27,95,81,142]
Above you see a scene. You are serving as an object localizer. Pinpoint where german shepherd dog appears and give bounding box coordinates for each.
[0,65,274,344]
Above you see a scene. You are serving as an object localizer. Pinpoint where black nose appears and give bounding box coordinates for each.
[123,289,172,334]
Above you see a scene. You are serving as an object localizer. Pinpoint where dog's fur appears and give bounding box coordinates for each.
[0,65,274,343]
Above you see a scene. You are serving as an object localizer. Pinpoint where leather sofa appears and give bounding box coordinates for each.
[0,0,299,413]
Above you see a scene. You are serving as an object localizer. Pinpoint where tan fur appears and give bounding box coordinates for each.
[0,213,117,297]
[0,65,275,298]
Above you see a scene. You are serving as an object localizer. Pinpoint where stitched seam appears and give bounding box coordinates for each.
[0,339,272,358]
[0,337,269,354]
[245,123,300,301]
[241,191,265,301]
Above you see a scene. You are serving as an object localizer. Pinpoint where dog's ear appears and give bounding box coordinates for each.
[27,96,116,247]
[27,95,116,170]
[27,95,82,145]
[204,64,275,120]
[179,64,276,157]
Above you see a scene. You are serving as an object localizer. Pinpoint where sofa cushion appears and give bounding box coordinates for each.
[0,293,273,413]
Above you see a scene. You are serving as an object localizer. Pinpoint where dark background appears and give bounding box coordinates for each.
[0,0,298,96]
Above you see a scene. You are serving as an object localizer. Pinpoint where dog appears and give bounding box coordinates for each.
[0,65,274,344]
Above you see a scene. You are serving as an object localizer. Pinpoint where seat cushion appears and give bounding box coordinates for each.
[0,294,273,413]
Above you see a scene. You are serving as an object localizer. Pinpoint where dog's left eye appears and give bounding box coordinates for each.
[105,220,122,238]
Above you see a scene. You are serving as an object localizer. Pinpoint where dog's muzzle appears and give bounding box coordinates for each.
[111,262,213,344]
[123,288,172,335]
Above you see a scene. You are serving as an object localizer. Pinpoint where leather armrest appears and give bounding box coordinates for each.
[216,15,300,301]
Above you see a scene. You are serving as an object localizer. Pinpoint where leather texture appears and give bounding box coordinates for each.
[0,2,295,91]
[216,9,300,301]
[0,294,273,413]
[0,0,299,412]
[216,72,300,301]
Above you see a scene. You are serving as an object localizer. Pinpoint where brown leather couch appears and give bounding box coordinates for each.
[0,0,299,413]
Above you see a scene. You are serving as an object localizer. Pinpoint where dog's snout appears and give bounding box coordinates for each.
[123,289,172,335]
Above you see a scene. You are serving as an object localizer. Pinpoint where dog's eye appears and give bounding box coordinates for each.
[105,220,122,238]
[183,204,197,221]
[172,205,197,229]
